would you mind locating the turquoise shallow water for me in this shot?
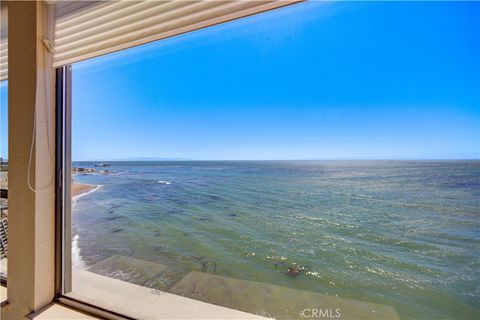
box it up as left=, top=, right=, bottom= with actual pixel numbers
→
left=72, top=160, right=480, bottom=319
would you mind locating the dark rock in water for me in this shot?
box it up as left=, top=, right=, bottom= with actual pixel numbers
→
left=287, top=266, right=300, bottom=277
left=198, top=217, right=211, bottom=222
left=111, top=228, right=123, bottom=233
left=228, top=213, right=237, bottom=217
left=94, top=163, right=111, bottom=167
left=72, top=167, right=96, bottom=174
left=172, top=199, right=188, bottom=206
left=105, top=216, right=122, bottom=221
left=208, top=195, right=223, bottom=201
left=200, top=260, right=217, bottom=273
left=286, top=265, right=309, bottom=278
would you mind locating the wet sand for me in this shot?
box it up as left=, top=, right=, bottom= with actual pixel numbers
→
left=72, top=182, right=96, bottom=198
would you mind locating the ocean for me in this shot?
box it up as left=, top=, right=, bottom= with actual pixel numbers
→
left=72, top=160, right=480, bottom=319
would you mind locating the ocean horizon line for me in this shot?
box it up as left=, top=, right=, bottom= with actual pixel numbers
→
left=72, top=158, right=480, bottom=162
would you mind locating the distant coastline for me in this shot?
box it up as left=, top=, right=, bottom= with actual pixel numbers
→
left=72, top=158, right=480, bottom=162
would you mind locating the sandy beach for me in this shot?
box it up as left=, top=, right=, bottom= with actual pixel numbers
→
left=72, top=182, right=97, bottom=198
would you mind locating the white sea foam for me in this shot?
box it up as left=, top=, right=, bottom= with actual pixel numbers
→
left=72, top=234, right=86, bottom=269
left=73, top=184, right=103, bottom=201
left=72, top=184, right=103, bottom=209
left=158, top=180, right=172, bottom=185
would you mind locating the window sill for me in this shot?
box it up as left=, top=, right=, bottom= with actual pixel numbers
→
left=31, top=303, right=98, bottom=320
left=65, top=268, right=265, bottom=319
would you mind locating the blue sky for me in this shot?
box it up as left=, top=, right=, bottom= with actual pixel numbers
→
left=0, top=81, right=6, bottom=159
left=2, top=1, right=480, bottom=160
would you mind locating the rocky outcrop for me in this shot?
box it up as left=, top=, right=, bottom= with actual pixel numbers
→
left=72, top=167, right=112, bottom=175
left=94, top=163, right=111, bottom=167
left=72, top=167, right=96, bottom=174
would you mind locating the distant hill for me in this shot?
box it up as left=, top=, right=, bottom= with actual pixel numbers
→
left=74, top=157, right=191, bottom=162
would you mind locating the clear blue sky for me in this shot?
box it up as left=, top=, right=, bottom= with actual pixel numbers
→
left=2, top=1, right=480, bottom=160
left=0, top=81, right=6, bottom=159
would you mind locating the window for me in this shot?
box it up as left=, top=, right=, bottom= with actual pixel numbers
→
left=57, top=2, right=480, bottom=320
left=0, top=1, right=8, bottom=287
left=0, top=80, right=6, bottom=283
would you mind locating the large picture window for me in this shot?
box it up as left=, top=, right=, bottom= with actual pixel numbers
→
left=56, top=2, right=480, bottom=320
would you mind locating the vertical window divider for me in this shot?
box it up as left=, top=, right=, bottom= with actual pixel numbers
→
left=55, top=65, right=72, bottom=296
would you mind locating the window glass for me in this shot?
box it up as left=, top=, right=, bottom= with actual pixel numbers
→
left=0, top=0, right=8, bottom=288
left=0, top=81, right=6, bottom=282
left=66, top=2, right=480, bottom=319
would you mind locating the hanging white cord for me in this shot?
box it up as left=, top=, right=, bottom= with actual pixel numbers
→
left=27, top=38, right=54, bottom=193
